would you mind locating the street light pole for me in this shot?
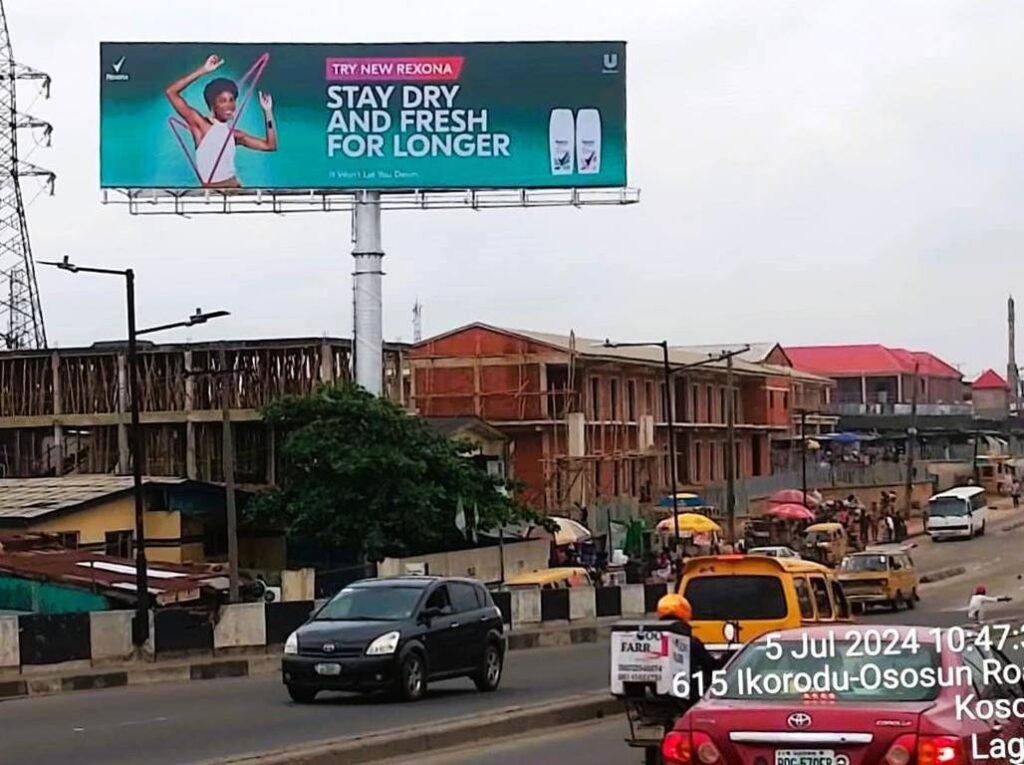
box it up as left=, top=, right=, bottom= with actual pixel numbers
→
left=124, top=268, right=149, bottom=642
left=41, top=256, right=228, bottom=646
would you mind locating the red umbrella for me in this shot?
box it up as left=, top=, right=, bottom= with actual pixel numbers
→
left=768, top=489, right=820, bottom=508
left=765, top=503, right=816, bottom=521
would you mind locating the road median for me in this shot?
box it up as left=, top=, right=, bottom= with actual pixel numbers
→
left=920, top=565, right=967, bottom=584
left=196, top=692, right=621, bottom=765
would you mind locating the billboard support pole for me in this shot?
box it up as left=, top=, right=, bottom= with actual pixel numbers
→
left=352, top=189, right=384, bottom=396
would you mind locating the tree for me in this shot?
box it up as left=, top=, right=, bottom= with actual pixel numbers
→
left=248, top=384, right=538, bottom=560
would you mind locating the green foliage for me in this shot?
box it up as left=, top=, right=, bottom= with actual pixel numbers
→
left=248, top=384, right=538, bottom=560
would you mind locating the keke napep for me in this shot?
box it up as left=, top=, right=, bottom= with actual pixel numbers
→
left=677, top=553, right=853, bottom=661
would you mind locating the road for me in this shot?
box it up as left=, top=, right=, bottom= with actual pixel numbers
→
left=2, top=505, right=1023, bottom=765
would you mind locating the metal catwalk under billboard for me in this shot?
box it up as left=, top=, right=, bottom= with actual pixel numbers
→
left=99, top=41, right=627, bottom=191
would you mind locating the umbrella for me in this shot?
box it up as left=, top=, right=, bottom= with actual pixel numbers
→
left=656, top=512, right=722, bottom=535
left=532, top=516, right=592, bottom=546
left=765, top=503, right=815, bottom=521
left=768, top=489, right=820, bottom=508
left=658, top=492, right=704, bottom=509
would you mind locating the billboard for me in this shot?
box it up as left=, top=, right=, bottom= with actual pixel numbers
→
left=100, top=42, right=627, bottom=191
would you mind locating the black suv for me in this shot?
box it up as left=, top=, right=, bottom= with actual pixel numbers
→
left=282, top=576, right=505, bottom=702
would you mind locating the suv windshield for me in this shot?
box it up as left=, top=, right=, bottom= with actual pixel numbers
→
left=841, top=555, right=888, bottom=573
left=721, top=639, right=941, bottom=701
left=929, top=497, right=969, bottom=517
left=316, top=585, right=424, bottom=621
left=684, top=575, right=787, bottom=620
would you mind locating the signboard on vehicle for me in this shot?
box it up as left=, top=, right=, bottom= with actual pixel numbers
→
left=610, top=628, right=690, bottom=696
left=100, top=41, right=627, bottom=191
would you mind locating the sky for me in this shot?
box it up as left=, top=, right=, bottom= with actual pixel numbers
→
left=8, top=0, right=1024, bottom=379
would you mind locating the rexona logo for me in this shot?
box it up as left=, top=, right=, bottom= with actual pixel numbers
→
left=602, top=52, right=619, bottom=74
left=105, top=56, right=128, bottom=82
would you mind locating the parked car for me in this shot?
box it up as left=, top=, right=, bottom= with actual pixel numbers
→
left=838, top=546, right=920, bottom=612
left=746, top=546, right=801, bottom=559
left=281, top=576, right=505, bottom=703
left=662, top=624, right=1020, bottom=765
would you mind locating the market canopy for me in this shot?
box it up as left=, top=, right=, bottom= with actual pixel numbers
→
left=765, top=503, right=815, bottom=521
left=656, top=512, right=721, bottom=535
left=657, top=492, right=704, bottom=509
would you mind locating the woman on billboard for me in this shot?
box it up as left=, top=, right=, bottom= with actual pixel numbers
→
left=165, top=54, right=277, bottom=188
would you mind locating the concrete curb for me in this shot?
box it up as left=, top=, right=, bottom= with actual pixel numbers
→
left=920, top=566, right=967, bottom=584
left=196, top=693, right=621, bottom=765
left=0, top=619, right=622, bottom=702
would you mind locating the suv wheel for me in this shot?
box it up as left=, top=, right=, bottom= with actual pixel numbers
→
left=397, top=652, right=426, bottom=702
left=473, top=642, right=503, bottom=692
left=892, top=592, right=904, bottom=612
left=287, top=684, right=318, bottom=704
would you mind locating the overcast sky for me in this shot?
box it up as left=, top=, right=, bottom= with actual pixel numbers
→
left=10, top=0, right=1023, bottom=378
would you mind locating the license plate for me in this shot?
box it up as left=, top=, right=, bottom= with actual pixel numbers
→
left=315, top=663, right=341, bottom=676
left=775, top=750, right=841, bottom=765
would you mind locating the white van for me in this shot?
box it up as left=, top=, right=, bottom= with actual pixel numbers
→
left=926, top=486, right=988, bottom=540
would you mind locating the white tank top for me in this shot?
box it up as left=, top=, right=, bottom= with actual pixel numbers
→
left=196, top=119, right=237, bottom=184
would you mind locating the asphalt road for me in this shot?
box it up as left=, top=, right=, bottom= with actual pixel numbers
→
left=373, top=718, right=629, bottom=765
left=3, top=505, right=1023, bottom=765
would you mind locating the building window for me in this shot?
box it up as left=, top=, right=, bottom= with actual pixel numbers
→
left=783, top=391, right=789, bottom=410
left=706, top=386, right=713, bottom=423
left=105, top=530, right=133, bottom=559
left=659, top=382, right=667, bottom=421
left=733, top=389, right=740, bottom=422
left=610, top=379, right=620, bottom=420
left=626, top=380, right=637, bottom=421
left=735, top=442, right=742, bottom=477
left=56, top=531, right=80, bottom=550
left=590, top=378, right=601, bottom=420
left=691, top=385, right=699, bottom=423
left=719, top=388, right=726, bottom=423
left=645, top=381, right=654, bottom=416
left=695, top=442, right=703, bottom=482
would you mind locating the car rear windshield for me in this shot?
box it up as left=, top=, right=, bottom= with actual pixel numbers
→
left=684, top=575, right=787, bottom=620
left=316, top=585, right=423, bottom=621
left=721, top=640, right=941, bottom=701
left=929, top=497, right=968, bottom=517
left=840, top=555, right=888, bottom=572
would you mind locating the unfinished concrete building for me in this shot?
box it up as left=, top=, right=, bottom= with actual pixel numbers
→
left=408, top=324, right=826, bottom=511
left=0, top=337, right=408, bottom=484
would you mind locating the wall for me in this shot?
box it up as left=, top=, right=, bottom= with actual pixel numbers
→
left=974, top=389, right=1008, bottom=418
left=30, top=497, right=184, bottom=563
left=378, top=539, right=550, bottom=583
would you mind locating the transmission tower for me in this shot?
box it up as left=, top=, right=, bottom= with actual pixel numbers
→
left=412, top=299, right=422, bottom=343
left=0, top=0, right=53, bottom=350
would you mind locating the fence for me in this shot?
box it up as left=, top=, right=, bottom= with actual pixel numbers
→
left=702, top=463, right=925, bottom=516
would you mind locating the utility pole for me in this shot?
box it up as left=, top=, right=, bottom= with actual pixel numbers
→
left=972, top=417, right=981, bottom=484
left=1010, top=296, right=1020, bottom=416
left=903, top=363, right=919, bottom=517
left=725, top=354, right=736, bottom=543
left=219, top=346, right=239, bottom=603
left=800, top=409, right=808, bottom=506
left=660, top=341, right=681, bottom=544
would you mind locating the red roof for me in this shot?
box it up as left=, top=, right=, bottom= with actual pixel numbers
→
left=784, top=344, right=961, bottom=379
left=972, top=369, right=1008, bottom=390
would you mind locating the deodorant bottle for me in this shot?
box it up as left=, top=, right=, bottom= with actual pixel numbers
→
left=549, top=108, right=575, bottom=175
left=575, top=108, right=602, bottom=174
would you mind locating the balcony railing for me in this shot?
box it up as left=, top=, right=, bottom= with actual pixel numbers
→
left=828, top=402, right=972, bottom=417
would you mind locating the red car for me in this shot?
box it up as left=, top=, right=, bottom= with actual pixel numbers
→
left=663, top=624, right=1023, bottom=765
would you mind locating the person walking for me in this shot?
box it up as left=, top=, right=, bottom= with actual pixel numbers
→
left=868, top=502, right=880, bottom=543
left=884, top=512, right=895, bottom=543
left=1012, top=479, right=1021, bottom=510
left=967, top=584, right=1011, bottom=623
left=860, top=504, right=871, bottom=545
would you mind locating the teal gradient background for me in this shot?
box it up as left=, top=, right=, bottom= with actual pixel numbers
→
left=100, top=41, right=627, bottom=190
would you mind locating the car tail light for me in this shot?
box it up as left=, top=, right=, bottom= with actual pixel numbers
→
left=693, top=731, right=723, bottom=764
left=662, top=731, right=691, bottom=765
left=884, top=734, right=916, bottom=765
left=919, top=735, right=964, bottom=765
left=661, top=731, right=722, bottom=765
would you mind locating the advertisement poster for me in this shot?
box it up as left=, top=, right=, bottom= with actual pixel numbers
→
left=100, top=41, right=627, bottom=190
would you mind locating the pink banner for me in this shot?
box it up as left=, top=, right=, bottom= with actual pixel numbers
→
left=325, top=56, right=464, bottom=82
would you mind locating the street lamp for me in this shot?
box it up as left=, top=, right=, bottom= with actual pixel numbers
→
left=41, top=255, right=229, bottom=645
left=603, top=340, right=681, bottom=543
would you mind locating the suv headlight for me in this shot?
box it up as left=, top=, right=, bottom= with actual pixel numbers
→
left=366, top=631, right=401, bottom=656
left=284, top=631, right=299, bottom=655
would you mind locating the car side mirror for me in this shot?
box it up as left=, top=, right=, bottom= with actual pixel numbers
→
left=419, top=606, right=443, bottom=624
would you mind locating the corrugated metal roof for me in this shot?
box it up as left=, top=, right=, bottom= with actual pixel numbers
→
left=0, top=475, right=188, bottom=522
left=785, top=344, right=962, bottom=380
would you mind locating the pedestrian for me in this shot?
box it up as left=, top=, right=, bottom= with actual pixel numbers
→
left=1012, top=479, right=1021, bottom=510
left=860, top=504, right=871, bottom=545
left=884, top=512, right=895, bottom=543
left=869, top=503, right=880, bottom=543
left=967, top=584, right=1011, bottom=622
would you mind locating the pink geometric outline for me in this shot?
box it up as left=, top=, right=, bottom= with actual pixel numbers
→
left=167, top=52, right=271, bottom=187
